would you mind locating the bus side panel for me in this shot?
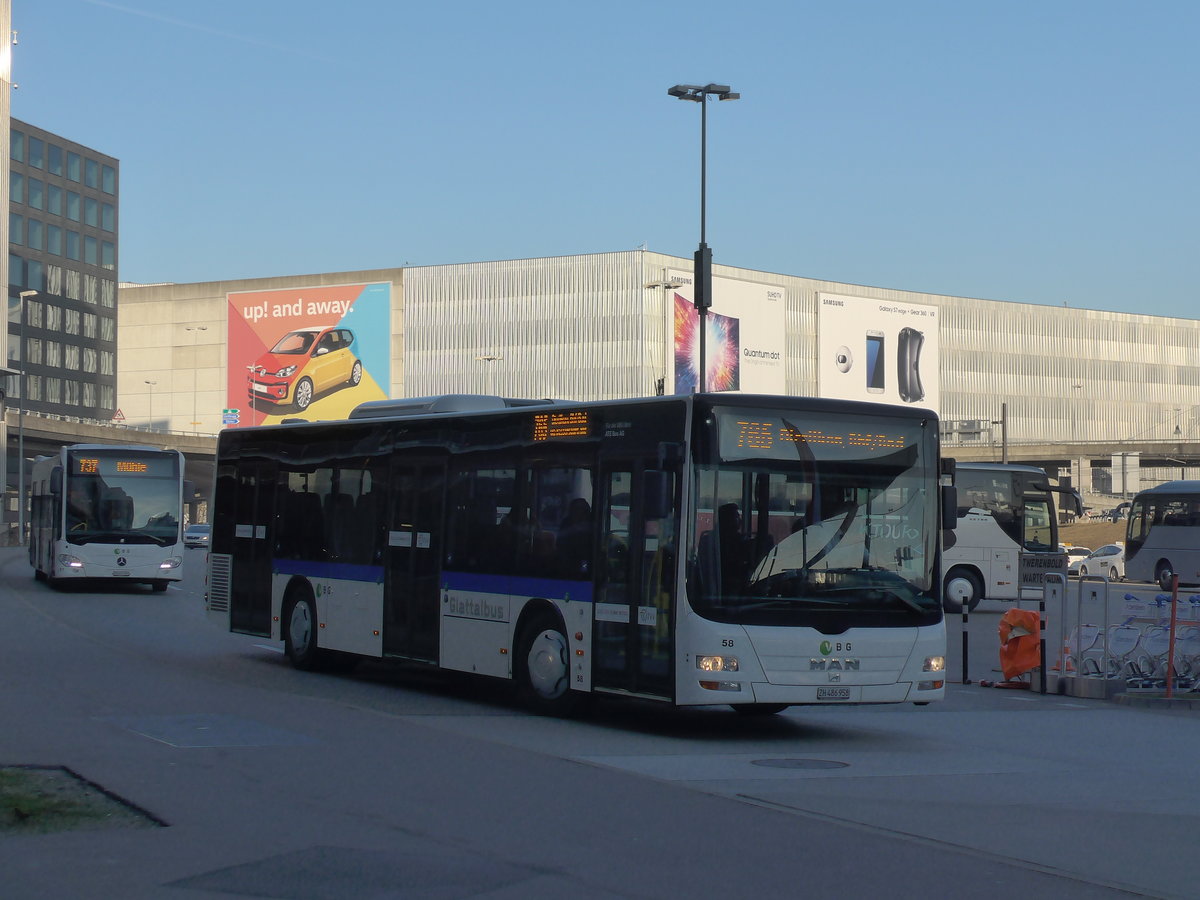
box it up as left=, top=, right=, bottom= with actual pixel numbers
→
left=270, top=564, right=385, bottom=657
left=439, top=572, right=512, bottom=679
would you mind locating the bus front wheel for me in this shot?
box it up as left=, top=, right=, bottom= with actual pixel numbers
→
left=515, top=612, right=582, bottom=717
left=943, top=567, right=983, bottom=613
left=151, top=580, right=168, bottom=592
left=1156, top=562, right=1176, bottom=592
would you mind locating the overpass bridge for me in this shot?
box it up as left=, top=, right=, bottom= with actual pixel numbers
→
left=943, top=438, right=1200, bottom=488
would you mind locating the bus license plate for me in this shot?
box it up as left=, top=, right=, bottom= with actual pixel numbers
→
left=817, top=687, right=850, bottom=701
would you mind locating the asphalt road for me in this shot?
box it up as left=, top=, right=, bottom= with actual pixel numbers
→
left=2, top=547, right=1198, bottom=899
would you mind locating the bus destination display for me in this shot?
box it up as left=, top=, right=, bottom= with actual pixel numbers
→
left=532, top=410, right=591, bottom=441
left=69, top=454, right=175, bottom=478
left=720, top=413, right=914, bottom=460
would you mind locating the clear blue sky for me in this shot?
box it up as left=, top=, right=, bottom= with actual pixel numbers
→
left=12, top=1, right=1199, bottom=318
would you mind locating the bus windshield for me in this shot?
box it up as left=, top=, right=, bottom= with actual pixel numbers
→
left=65, top=451, right=181, bottom=546
left=688, top=406, right=940, bottom=626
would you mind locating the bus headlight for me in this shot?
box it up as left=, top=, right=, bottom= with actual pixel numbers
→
left=697, top=655, right=738, bottom=672
left=159, top=556, right=183, bottom=570
left=923, top=656, right=946, bottom=672
left=57, top=554, right=84, bottom=569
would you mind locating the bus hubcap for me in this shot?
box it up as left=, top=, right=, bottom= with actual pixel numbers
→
left=290, top=602, right=312, bottom=650
left=527, top=629, right=568, bottom=698
left=946, top=577, right=974, bottom=604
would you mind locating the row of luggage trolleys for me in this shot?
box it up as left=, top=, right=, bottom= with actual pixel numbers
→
left=1060, top=579, right=1200, bottom=692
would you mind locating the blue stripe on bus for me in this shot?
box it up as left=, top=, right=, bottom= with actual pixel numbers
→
left=269, top=561, right=593, bottom=601
left=273, top=559, right=385, bottom=583
left=442, top=570, right=594, bottom=603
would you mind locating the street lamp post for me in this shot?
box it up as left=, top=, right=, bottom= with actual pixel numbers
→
left=185, top=325, right=208, bottom=431
left=144, top=380, right=157, bottom=431
left=16, top=290, right=37, bottom=543
left=668, top=82, right=740, bottom=393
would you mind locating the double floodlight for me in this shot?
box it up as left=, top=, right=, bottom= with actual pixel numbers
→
left=668, top=83, right=740, bottom=102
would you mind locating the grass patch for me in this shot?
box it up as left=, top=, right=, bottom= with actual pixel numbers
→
left=0, top=766, right=162, bottom=834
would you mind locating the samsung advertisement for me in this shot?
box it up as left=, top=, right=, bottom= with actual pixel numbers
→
left=817, top=293, right=940, bottom=412
left=665, top=269, right=786, bottom=395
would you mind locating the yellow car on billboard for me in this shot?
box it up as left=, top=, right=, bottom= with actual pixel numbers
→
left=247, top=326, right=363, bottom=411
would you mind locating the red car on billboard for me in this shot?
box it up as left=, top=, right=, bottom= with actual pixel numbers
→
left=247, top=326, right=363, bottom=411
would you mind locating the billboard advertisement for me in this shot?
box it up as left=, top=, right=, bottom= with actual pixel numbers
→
left=225, top=283, right=391, bottom=428
left=817, top=293, right=940, bottom=411
left=667, top=269, right=785, bottom=394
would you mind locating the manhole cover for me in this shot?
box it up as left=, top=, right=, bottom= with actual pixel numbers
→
left=751, top=758, right=848, bottom=770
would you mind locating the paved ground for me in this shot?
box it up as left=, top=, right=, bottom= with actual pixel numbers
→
left=3, top=547, right=1199, bottom=899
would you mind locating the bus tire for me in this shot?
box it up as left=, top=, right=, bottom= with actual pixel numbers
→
left=151, top=580, right=169, bottom=592
left=1156, top=561, right=1176, bottom=592
left=943, top=567, right=983, bottom=613
left=515, top=611, right=582, bottom=717
left=283, top=586, right=324, bottom=671
left=293, top=377, right=315, bottom=411
left=732, top=703, right=788, bottom=715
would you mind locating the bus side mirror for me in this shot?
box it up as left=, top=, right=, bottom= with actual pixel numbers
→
left=50, top=466, right=63, bottom=496
left=941, top=485, right=958, bottom=531
left=642, top=471, right=673, bottom=520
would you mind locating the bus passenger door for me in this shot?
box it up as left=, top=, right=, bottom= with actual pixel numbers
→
left=227, top=461, right=275, bottom=637
left=591, top=463, right=676, bottom=700
left=383, top=460, right=445, bottom=663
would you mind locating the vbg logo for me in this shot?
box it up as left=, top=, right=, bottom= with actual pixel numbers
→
left=819, top=640, right=852, bottom=654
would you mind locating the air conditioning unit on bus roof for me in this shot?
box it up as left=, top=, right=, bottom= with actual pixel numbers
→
left=349, top=394, right=558, bottom=420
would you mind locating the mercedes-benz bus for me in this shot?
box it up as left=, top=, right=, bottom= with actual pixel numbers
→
left=206, top=393, right=951, bottom=715
left=28, top=444, right=186, bottom=590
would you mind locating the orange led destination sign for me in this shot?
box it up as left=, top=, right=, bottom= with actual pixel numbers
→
left=733, top=419, right=907, bottom=453
left=76, top=458, right=150, bottom=474
left=532, top=410, right=591, bottom=441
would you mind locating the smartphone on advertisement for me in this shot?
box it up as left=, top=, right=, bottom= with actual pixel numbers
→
left=866, top=330, right=885, bottom=394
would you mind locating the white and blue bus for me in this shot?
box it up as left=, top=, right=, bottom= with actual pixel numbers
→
left=28, top=444, right=187, bottom=590
left=1125, top=481, right=1200, bottom=590
left=206, top=393, right=951, bottom=715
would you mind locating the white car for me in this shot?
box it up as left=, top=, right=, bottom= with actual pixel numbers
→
left=1063, top=546, right=1091, bottom=572
left=1071, top=544, right=1124, bottom=580
left=183, top=523, right=211, bottom=548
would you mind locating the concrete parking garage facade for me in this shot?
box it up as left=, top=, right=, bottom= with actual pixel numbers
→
left=118, top=249, right=1200, bottom=492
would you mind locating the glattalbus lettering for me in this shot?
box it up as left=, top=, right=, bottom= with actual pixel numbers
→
left=448, top=596, right=506, bottom=620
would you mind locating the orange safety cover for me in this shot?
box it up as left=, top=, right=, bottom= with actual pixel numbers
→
left=998, top=608, right=1042, bottom=681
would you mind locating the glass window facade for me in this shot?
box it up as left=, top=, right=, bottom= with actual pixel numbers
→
left=8, top=118, right=120, bottom=421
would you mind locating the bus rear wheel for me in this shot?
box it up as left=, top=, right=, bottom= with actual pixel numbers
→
left=284, top=588, right=323, bottom=671
left=943, top=567, right=983, bottom=613
left=515, top=612, right=582, bottom=717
